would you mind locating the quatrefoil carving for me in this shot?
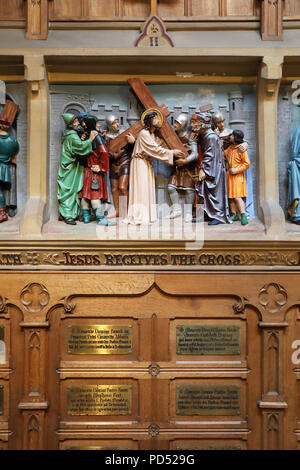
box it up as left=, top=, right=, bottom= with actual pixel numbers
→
left=258, top=283, right=287, bottom=313
left=20, top=283, right=50, bottom=313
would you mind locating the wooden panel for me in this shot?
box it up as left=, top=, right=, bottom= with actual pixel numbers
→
left=158, top=0, right=185, bottom=17
left=2, top=271, right=300, bottom=449
left=122, top=0, right=150, bottom=17
left=189, top=0, right=220, bottom=16
left=0, top=0, right=24, bottom=19
left=226, top=0, right=257, bottom=16
left=49, top=0, right=83, bottom=19
left=284, top=0, right=300, bottom=16
left=85, top=0, right=116, bottom=17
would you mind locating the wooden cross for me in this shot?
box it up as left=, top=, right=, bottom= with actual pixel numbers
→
left=109, top=78, right=188, bottom=157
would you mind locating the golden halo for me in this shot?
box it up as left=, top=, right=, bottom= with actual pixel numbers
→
left=141, top=108, right=163, bottom=127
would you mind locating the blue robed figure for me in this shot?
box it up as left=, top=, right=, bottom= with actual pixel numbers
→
left=287, top=125, right=300, bottom=224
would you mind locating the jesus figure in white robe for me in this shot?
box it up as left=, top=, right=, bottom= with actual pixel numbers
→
left=123, top=110, right=185, bottom=225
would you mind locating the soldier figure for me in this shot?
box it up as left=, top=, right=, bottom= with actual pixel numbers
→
left=103, top=115, right=133, bottom=218
left=167, top=114, right=199, bottom=222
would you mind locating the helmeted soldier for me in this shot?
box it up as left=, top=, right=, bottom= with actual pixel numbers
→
left=103, top=115, right=133, bottom=218
left=167, top=114, right=199, bottom=222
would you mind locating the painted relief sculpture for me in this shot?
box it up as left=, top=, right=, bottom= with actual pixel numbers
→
left=167, top=114, right=199, bottom=223
left=124, top=109, right=184, bottom=225
left=57, top=113, right=97, bottom=225
left=196, top=112, right=231, bottom=225
left=224, top=130, right=250, bottom=226
left=55, top=79, right=258, bottom=230
left=287, top=124, right=300, bottom=225
left=103, top=115, right=133, bottom=218
left=78, top=114, right=116, bottom=226
left=0, top=101, right=19, bottom=224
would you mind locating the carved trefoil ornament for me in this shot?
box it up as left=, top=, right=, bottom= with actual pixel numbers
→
left=135, top=15, right=174, bottom=48
left=20, top=283, right=50, bottom=313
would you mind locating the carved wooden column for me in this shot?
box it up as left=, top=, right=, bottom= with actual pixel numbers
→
left=20, top=55, right=49, bottom=237
left=256, top=283, right=288, bottom=450
left=256, top=56, right=285, bottom=237
left=260, top=0, right=284, bottom=41
left=24, top=0, right=51, bottom=40
left=18, top=283, right=50, bottom=450
left=0, top=297, right=10, bottom=450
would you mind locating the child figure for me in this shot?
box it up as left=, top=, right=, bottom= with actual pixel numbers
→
left=224, top=129, right=250, bottom=226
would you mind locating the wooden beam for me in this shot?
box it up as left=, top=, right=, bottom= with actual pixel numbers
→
left=151, top=0, right=158, bottom=16
left=25, top=0, right=50, bottom=40
left=260, top=0, right=284, bottom=41
left=47, top=73, right=257, bottom=84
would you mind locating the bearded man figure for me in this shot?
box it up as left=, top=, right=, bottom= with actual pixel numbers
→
left=196, top=112, right=231, bottom=225
left=123, top=109, right=184, bottom=225
left=57, top=113, right=98, bottom=225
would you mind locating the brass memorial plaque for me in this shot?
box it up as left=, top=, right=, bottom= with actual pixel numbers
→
left=67, top=325, right=132, bottom=355
left=0, top=385, right=3, bottom=415
left=67, top=385, right=132, bottom=416
left=176, top=385, right=240, bottom=416
left=176, top=325, right=240, bottom=355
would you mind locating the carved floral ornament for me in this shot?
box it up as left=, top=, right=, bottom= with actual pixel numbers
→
left=20, top=283, right=50, bottom=313
left=148, top=423, right=160, bottom=437
left=148, top=363, right=161, bottom=377
left=258, top=283, right=287, bottom=313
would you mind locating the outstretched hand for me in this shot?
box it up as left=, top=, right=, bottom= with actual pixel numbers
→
left=91, top=165, right=100, bottom=173
left=90, top=130, right=98, bottom=142
left=174, top=149, right=185, bottom=158
left=199, top=169, right=206, bottom=181
left=126, top=133, right=136, bottom=144
left=176, top=158, right=187, bottom=167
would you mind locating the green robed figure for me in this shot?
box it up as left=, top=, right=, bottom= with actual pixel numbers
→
left=57, top=113, right=97, bottom=225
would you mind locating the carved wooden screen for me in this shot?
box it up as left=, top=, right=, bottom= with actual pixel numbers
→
left=48, top=0, right=259, bottom=21
left=1, top=272, right=299, bottom=450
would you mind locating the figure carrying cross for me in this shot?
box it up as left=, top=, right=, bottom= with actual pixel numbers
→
left=110, top=78, right=188, bottom=225
left=123, top=107, right=185, bottom=225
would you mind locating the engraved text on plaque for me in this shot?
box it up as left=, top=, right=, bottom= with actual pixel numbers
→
left=67, top=325, right=132, bottom=355
left=176, top=325, right=240, bottom=355
left=67, top=385, right=132, bottom=416
left=176, top=385, right=240, bottom=416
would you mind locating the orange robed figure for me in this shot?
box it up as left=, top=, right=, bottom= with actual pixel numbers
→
left=224, top=129, right=250, bottom=226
